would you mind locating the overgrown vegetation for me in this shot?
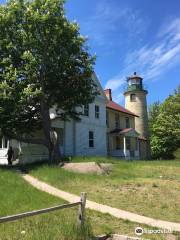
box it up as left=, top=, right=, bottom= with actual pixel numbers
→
left=149, top=86, right=180, bottom=159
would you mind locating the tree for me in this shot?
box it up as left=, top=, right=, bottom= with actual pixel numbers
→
left=0, top=0, right=97, bottom=164
left=148, top=101, right=161, bottom=136
left=149, top=86, right=180, bottom=159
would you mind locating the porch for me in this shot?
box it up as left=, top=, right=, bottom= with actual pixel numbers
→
left=107, top=128, right=140, bottom=159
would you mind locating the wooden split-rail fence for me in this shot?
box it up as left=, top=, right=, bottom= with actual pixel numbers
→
left=0, top=192, right=87, bottom=226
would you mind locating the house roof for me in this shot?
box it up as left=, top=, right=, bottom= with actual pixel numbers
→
left=106, top=100, right=139, bottom=117
left=110, top=128, right=133, bottom=134
left=109, top=128, right=139, bottom=137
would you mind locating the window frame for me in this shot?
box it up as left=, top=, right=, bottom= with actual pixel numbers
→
left=89, top=131, right=94, bottom=148
left=106, top=111, right=109, bottom=127
left=95, top=105, right=100, bottom=119
left=130, top=93, right=136, bottom=102
left=115, top=113, right=120, bottom=129
left=0, top=136, right=9, bottom=149
left=84, top=104, right=89, bottom=117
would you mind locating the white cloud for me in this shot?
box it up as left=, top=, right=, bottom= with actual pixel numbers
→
left=107, top=17, right=180, bottom=94
left=105, top=17, right=180, bottom=104
left=105, top=76, right=125, bottom=91
left=82, top=0, right=145, bottom=46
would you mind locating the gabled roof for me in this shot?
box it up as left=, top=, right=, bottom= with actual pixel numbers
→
left=107, top=100, right=139, bottom=117
left=92, top=73, right=108, bottom=102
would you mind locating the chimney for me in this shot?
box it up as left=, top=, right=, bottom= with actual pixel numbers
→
left=104, top=89, right=112, bottom=101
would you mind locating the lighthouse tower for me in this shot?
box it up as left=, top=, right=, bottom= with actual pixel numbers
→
left=124, top=72, right=151, bottom=159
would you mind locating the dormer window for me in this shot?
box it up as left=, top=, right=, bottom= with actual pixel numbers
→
left=130, top=94, right=136, bottom=102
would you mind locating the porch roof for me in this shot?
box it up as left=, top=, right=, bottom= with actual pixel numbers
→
left=109, top=128, right=139, bottom=137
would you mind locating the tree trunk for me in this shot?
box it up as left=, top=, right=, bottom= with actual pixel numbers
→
left=52, top=141, right=61, bottom=164
left=48, top=141, right=61, bottom=165
left=40, top=98, right=61, bottom=165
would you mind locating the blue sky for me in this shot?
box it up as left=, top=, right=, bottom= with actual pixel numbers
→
left=65, top=0, right=180, bottom=106
left=1, top=0, right=180, bottom=106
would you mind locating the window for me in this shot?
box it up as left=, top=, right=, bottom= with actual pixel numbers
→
left=116, top=136, right=121, bottom=150
left=106, top=111, right=109, bottom=127
left=84, top=104, right=89, bottom=116
left=130, top=94, right=136, bottom=101
left=89, top=131, right=94, bottom=148
left=95, top=105, right=99, bottom=119
left=0, top=136, right=8, bottom=149
left=126, top=117, right=130, bottom=128
left=0, top=137, right=2, bottom=149
left=115, top=113, right=120, bottom=128
left=4, top=137, right=8, bottom=148
left=129, top=79, right=140, bottom=85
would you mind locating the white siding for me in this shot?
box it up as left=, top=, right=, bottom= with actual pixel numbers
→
left=74, top=98, right=107, bottom=156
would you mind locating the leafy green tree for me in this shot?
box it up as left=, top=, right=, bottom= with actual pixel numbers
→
left=148, top=101, right=161, bottom=135
left=149, top=86, right=180, bottom=159
left=0, top=0, right=97, bottom=164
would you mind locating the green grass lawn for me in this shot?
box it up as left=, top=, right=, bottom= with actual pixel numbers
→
left=0, top=167, right=92, bottom=240
left=0, top=166, right=177, bottom=240
left=29, top=158, right=180, bottom=223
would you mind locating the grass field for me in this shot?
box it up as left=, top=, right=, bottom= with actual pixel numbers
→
left=0, top=166, right=177, bottom=240
left=0, top=167, right=92, bottom=240
left=29, top=158, right=180, bottom=223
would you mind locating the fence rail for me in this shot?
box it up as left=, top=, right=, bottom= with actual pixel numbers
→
left=0, top=192, right=86, bottom=226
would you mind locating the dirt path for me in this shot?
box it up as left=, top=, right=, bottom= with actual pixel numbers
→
left=22, top=174, right=180, bottom=232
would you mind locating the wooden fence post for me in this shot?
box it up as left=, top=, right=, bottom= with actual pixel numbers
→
left=78, top=192, right=86, bottom=226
